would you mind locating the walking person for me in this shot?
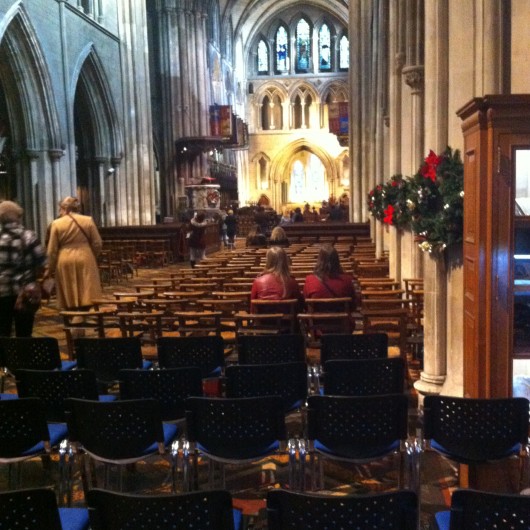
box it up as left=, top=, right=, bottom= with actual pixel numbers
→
left=0, top=200, right=46, bottom=337
left=188, top=212, right=208, bottom=268
left=224, top=209, right=238, bottom=249
left=45, top=196, right=102, bottom=310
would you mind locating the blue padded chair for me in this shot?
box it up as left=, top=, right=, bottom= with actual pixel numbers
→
left=224, top=361, right=308, bottom=413
left=267, top=489, right=418, bottom=530
left=422, top=395, right=529, bottom=490
left=0, top=398, right=67, bottom=489
left=306, top=394, right=410, bottom=491
left=118, top=367, right=203, bottom=423
left=237, top=333, right=306, bottom=364
left=322, top=357, right=405, bottom=395
left=16, top=369, right=116, bottom=504
left=185, top=395, right=287, bottom=490
left=87, top=488, right=242, bottom=530
left=74, top=337, right=152, bottom=392
left=432, top=488, right=530, bottom=530
left=0, top=336, right=76, bottom=391
left=0, top=487, right=89, bottom=530
left=320, top=333, right=388, bottom=364
left=65, top=398, right=179, bottom=492
left=157, top=335, right=225, bottom=378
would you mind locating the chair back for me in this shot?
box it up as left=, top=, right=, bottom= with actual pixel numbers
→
left=65, top=398, right=164, bottom=460
left=320, top=333, right=388, bottom=364
left=186, top=396, right=286, bottom=460
left=237, top=334, right=305, bottom=364
left=0, top=337, right=62, bottom=373
left=87, top=488, right=237, bottom=530
left=307, top=394, right=408, bottom=460
left=323, top=358, right=405, bottom=396
left=423, top=395, right=530, bottom=463
left=119, top=367, right=203, bottom=422
left=156, top=336, right=225, bottom=378
left=437, top=488, right=530, bottom=530
left=267, top=489, right=418, bottom=530
left=0, top=488, right=66, bottom=529
left=16, top=369, right=100, bottom=423
left=225, top=362, right=308, bottom=412
left=74, top=337, right=143, bottom=387
left=0, top=398, right=49, bottom=458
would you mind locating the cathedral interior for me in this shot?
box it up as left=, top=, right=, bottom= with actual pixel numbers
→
left=2, top=0, right=530, bottom=486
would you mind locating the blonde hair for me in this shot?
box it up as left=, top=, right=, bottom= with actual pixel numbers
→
left=261, top=246, right=292, bottom=297
left=59, top=196, right=80, bottom=213
left=270, top=226, right=286, bottom=241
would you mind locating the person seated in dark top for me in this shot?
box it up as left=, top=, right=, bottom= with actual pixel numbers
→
left=292, top=207, right=304, bottom=222
left=268, top=226, right=290, bottom=247
left=327, top=203, right=343, bottom=221
left=246, top=225, right=268, bottom=248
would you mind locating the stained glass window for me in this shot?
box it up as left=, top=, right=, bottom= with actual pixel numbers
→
left=296, top=19, right=310, bottom=72
left=275, top=26, right=289, bottom=73
left=319, top=24, right=331, bottom=71
left=258, top=40, right=269, bottom=73
left=339, top=35, right=349, bottom=70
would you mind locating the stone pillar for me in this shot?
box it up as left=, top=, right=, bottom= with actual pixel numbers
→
left=414, top=0, right=448, bottom=399
left=197, top=10, right=209, bottom=135
left=93, top=157, right=107, bottom=226
left=177, top=5, right=191, bottom=137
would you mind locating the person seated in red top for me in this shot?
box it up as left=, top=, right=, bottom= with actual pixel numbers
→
left=251, top=247, right=302, bottom=313
left=303, top=243, right=358, bottom=312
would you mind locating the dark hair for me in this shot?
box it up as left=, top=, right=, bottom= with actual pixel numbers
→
left=196, top=213, right=206, bottom=223
left=313, top=243, right=343, bottom=278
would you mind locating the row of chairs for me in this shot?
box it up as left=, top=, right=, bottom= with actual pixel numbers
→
left=1, top=484, right=529, bottom=530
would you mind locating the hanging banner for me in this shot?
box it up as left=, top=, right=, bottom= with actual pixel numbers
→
left=328, top=102, right=349, bottom=137
left=339, top=102, right=349, bottom=135
left=210, top=105, right=232, bottom=138
left=328, top=103, right=340, bottom=135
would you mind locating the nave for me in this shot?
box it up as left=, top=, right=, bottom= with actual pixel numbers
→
left=0, top=241, right=517, bottom=529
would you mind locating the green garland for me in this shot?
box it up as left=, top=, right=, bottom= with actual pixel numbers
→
left=367, top=147, right=464, bottom=252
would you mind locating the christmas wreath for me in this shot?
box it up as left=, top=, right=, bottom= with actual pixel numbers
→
left=367, top=147, right=464, bottom=253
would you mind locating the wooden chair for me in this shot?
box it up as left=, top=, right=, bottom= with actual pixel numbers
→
left=250, top=299, right=300, bottom=334
left=298, top=297, right=354, bottom=349
left=362, top=308, right=409, bottom=363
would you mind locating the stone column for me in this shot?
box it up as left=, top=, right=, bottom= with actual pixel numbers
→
left=93, top=157, right=107, bottom=226
left=414, top=0, right=448, bottom=398
left=177, top=5, right=191, bottom=137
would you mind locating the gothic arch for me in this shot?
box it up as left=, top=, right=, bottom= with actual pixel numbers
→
left=72, top=45, right=122, bottom=222
left=0, top=3, right=60, bottom=151
left=269, top=139, right=339, bottom=206
left=72, top=45, right=123, bottom=159
left=0, top=3, right=61, bottom=232
left=321, top=79, right=349, bottom=103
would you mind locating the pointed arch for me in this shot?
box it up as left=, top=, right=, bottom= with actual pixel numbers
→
left=0, top=2, right=60, bottom=150
left=72, top=44, right=123, bottom=158
left=269, top=139, right=339, bottom=190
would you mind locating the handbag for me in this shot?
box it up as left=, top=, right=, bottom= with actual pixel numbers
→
left=15, top=283, right=42, bottom=313
left=40, top=277, right=56, bottom=300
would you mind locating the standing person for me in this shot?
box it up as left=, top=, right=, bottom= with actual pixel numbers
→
left=303, top=243, right=358, bottom=311
left=251, top=246, right=302, bottom=304
left=0, top=200, right=46, bottom=337
left=224, top=209, right=238, bottom=249
left=188, top=212, right=208, bottom=268
left=46, top=196, right=102, bottom=310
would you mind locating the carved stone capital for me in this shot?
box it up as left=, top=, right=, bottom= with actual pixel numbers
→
left=46, top=149, right=64, bottom=160
left=402, top=65, right=424, bottom=94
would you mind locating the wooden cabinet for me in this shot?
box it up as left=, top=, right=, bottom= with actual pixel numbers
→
left=457, top=95, right=530, bottom=397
